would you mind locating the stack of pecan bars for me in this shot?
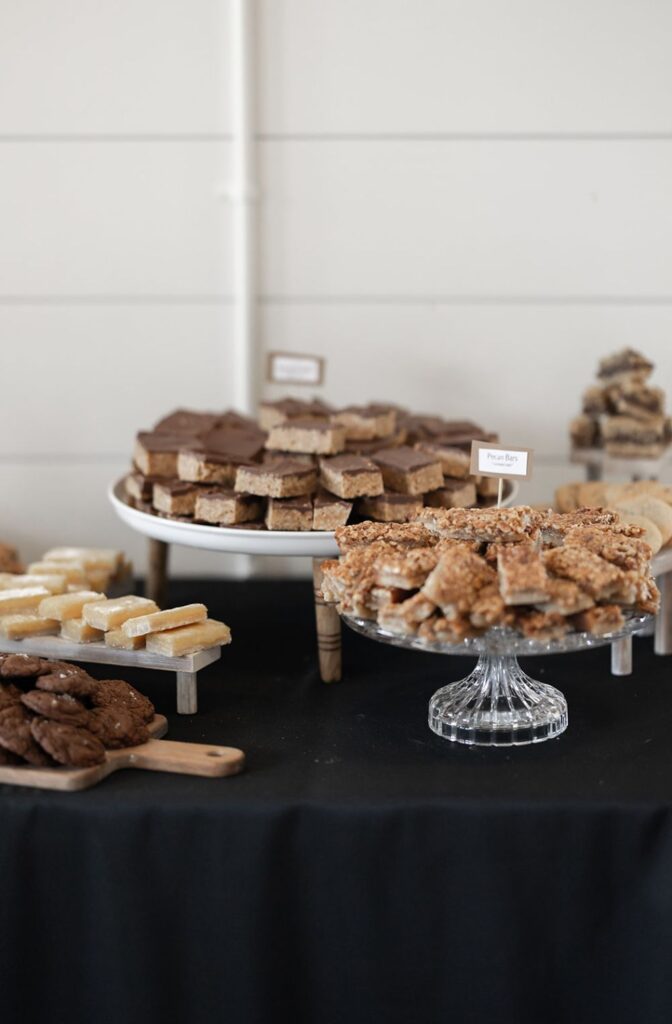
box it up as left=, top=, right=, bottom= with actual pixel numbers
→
left=321, top=506, right=660, bottom=642
left=125, top=400, right=501, bottom=531
left=570, top=348, right=672, bottom=459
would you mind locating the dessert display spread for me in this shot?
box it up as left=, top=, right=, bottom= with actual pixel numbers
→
left=0, top=654, right=155, bottom=767
left=570, top=348, right=672, bottom=459
left=124, top=401, right=506, bottom=531
left=553, top=479, right=672, bottom=555
left=320, top=505, right=659, bottom=642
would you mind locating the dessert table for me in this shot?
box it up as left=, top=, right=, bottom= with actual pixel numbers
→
left=2, top=578, right=672, bottom=1024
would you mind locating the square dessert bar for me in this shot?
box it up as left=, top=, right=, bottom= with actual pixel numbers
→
left=335, top=521, right=437, bottom=552
left=178, top=426, right=267, bottom=484
left=422, top=548, right=495, bottom=619
left=265, top=496, right=313, bottom=531
left=497, top=544, right=550, bottom=605
left=372, top=446, right=443, bottom=496
left=152, top=481, right=198, bottom=517
left=424, top=478, right=477, bottom=509
left=266, top=417, right=346, bottom=455
left=418, top=505, right=539, bottom=543
left=312, top=489, right=352, bottom=530
left=331, top=404, right=397, bottom=441
left=413, top=442, right=471, bottom=479
left=235, top=459, right=317, bottom=498
left=194, top=489, right=264, bottom=526
left=597, top=347, right=654, bottom=384
left=134, top=432, right=185, bottom=478
left=258, top=397, right=333, bottom=431
left=152, top=408, right=221, bottom=436
left=374, top=547, right=438, bottom=589
left=356, top=492, right=423, bottom=522
left=319, top=454, right=383, bottom=499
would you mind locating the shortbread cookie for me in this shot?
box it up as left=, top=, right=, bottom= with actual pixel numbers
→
left=235, top=460, right=317, bottom=498
left=121, top=603, right=207, bottom=638
left=38, top=591, right=105, bottom=623
left=60, top=618, right=105, bottom=644
left=145, top=618, right=231, bottom=656
left=611, top=514, right=662, bottom=554
left=612, top=495, right=672, bottom=545
left=372, top=447, right=443, bottom=496
left=319, top=454, right=383, bottom=499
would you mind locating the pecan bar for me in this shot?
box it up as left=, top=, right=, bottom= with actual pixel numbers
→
left=571, top=605, right=625, bottom=636
left=319, top=454, right=383, bottom=499
left=417, top=506, right=539, bottom=543
left=418, top=614, right=478, bottom=643
left=372, top=446, right=443, bottom=496
left=378, top=592, right=436, bottom=635
left=374, top=547, right=438, bottom=589
left=422, top=549, right=495, bottom=619
left=537, top=578, right=593, bottom=616
left=563, top=525, right=652, bottom=572
left=543, top=547, right=624, bottom=601
left=515, top=610, right=569, bottom=641
left=497, top=545, right=550, bottom=605
left=335, top=521, right=436, bottom=552
left=469, top=584, right=508, bottom=628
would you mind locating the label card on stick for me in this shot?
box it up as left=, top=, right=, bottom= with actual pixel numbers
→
left=267, top=351, right=324, bottom=386
left=470, top=441, right=534, bottom=508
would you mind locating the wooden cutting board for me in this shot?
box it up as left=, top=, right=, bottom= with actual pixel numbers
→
left=0, top=716, right=245, bottom=791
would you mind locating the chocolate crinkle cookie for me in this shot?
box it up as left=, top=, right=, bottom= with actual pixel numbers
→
left=91, top=680, right=155, bottom=724
left=0, top=705, right=54, bottom=766
left=87, top=706, right=150, bottom=749
left=0, top=654, right=45, bottom=679
left=21, top=690, right=90, bottom=729
left=30, top=718, right=106, bottom=768
left=0, top=682, right=23, bottom=710
left=36, top=667, right=100, bottom=699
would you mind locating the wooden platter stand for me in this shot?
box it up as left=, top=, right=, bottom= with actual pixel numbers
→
left=147, top=538, right=342, bottom=684
left=0, top=716, right=244, bottom=791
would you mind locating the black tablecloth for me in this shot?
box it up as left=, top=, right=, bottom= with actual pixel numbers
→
left=2, top=579, right=672, bottom=1024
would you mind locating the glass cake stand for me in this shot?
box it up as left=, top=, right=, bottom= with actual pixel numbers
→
left=342, top=612, right=650, bottom=747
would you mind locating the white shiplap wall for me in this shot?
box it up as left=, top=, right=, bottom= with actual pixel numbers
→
left=2, top=0, right=672, bottom=574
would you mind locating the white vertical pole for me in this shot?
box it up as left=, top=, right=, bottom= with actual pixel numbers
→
left=230, top=0, right=257, bottom=415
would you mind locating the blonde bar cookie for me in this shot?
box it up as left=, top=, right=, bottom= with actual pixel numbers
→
left=424, top=479, right=477, bottom=509
left=563, top=526, right=652, bottom=572
left=0, top=587, right=51, bottom=614
left=537, top=579, right=593, bottom=616
left=372, top=447, right=443, bottom=496
left=266, top=417, right=347, bottom=456
left=542, top=548, right=623, bottom=601
left=378, top=593, right=436, bottom=635
left=0, top=614, right=60, bottom=639
left=145, top=618, right=231, bottom=656
left=417, top=506, right=538, bottom=543
left=194, top=489, right=264, bottom=526
left=38, top=591, right=105, bottom=622
left=60, top=618, right=105, bottom=644
left=571, top=604, right=625, bottom=636
left=235, top=460, right=317, bottom=498
left=122, top=603, right=207, bottom=638
left=105, top=628, right=146, bottom=651
left=331, top=405, right=396, bottom=441
left=497, top=545, right=550, bottom=605
left=422, top=549, right=495, bottom=618
left=82, top=595, right=159, bottom=631
left=265, top=496, right=313, bottom=531
left=356, top=492, right=423, bottom=523
left=319, top=454, right=383, bottom=499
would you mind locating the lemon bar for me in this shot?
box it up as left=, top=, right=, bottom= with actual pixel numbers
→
left=61, top=618, right=105, bottom=643
left=0, top=614, right=60, bottom=638
left=28, top=561, right=88, bottom=585
left=0, top=573, right=67, bottom=594
left=38, top=591, right=105, bottom=622
left=83, top=595, right=158, bottom=631
left=145, top=618, right=231, bottom=656
left=42, top=547, right=122, bottom=571
left=122, top=603, right=207, bottom=638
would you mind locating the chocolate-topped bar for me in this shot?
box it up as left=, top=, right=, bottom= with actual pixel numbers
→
left=152, top=480, right=198, bottom=517
left=319, top=454, right=383, bottom=499
left=153, top=408, right=221, bottom=436
left=266, top=417, right=346, bottom=456
left=125, top=471, right=162, bottom=503
left=265, top=496, right=313, bottom=531
left=194, top=489, right=264, bottom=526
left=259, top=397, right=333, bottom=431
left=331, top=404, right=397, bottom=441
left=598, top=347, right=653, bottom=384
left=344, top=428, right=407, bottom=454
left=609, top=384, right=664, bottom=421
left=372, top=446, right=443, bottom=495
left=424, top=478, right=476, bottom=509
left=312, top=488, right=352, bottom=531
left=413, top=441, right=471, bottom=478
left=178, top=425, right=267, bottom=484
left=404, top=416, right=484, bottom=444
left=235, top=459, right=317, bottom=498
left=134, top=433, right=185, bottom=478
left=356, top=492, right=422, bottom=522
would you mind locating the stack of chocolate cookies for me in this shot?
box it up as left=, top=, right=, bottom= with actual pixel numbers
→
left=0, top=654, right=155, bottom=768
left=570, top=348, right=672, bottom=459
left=126, top=400, right=501, bottom=531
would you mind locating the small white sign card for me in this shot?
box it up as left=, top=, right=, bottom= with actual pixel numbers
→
left=267, top=351, right=324, bottom=386
left=470, top=440, right=534, bottom=507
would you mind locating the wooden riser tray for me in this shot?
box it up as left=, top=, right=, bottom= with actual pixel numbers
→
left=0, top=636, right=222, bottom=715
left=0, top=716, right=244, bottom=791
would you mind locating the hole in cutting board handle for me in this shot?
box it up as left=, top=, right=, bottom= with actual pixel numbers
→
left=206, top=750, right=225, bottom=758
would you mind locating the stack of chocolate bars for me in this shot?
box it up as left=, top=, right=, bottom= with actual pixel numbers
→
left=125, top=400, right=501, bottom=531
left=320, top=505, right=660, bottom=642
left=570, top=348, right=672, bottom=459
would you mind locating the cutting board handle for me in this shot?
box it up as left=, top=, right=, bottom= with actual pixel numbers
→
left=110, top=738, right=245, bottom=778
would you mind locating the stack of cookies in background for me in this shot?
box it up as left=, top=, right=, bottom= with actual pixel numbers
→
left=554, top=479, right=672, bottom=555
left=125, top=400, right=503, bottom=531
left=570, top=348, right=672, bottom=459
